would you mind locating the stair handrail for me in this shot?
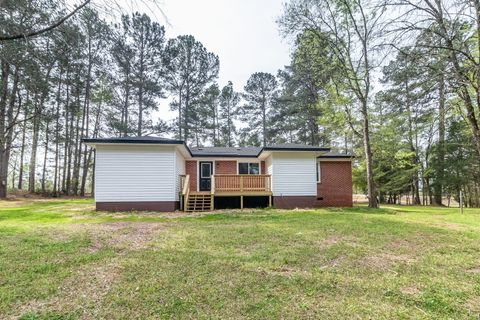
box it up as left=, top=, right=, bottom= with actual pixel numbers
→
left=182, top=174, right=190, bottom=211
left=211, top=175, right=215, bottom=195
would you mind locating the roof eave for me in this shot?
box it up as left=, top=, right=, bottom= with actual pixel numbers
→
left=318, top=155, right=355, bottom=159
left=190, top=154, right=260, bottom=158
left=82, top=138, right=185, bottom=145
left=257, top=147, right=330, bottom=158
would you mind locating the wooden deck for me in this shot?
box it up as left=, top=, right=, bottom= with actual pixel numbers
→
left=212, top=174, right=271, bottom=195
left=180, top=174, right=272, bottom=211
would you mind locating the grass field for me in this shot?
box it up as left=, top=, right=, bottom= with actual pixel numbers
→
left=0, top=199, right=479, bottom=319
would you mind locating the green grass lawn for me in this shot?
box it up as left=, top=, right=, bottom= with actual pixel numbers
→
left=1, top=199, right=479, bottom=319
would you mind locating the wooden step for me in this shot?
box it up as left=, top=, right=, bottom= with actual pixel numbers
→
left=185, top=194, right=212, bottom=212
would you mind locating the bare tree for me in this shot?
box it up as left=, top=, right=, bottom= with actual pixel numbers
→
left=392, top=0, right=480, bottom=160
left=0, top=0, right=91, bottom=42
left=279, top=0, right=387, bottom=208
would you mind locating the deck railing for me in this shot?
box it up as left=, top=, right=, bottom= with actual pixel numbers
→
left=213, top=174, right=271, bottom=193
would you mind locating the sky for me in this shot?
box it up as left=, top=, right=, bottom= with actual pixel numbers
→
left=130, top=0, right=293, bottom=121
left=160, top=0, right=291, bottom=91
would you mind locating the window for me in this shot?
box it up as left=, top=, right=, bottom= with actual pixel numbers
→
left=201, top=162, right=212, bottom=178
left=316, top=162, right=321, bottom=183
left=238, top=162, right=260, bottom=175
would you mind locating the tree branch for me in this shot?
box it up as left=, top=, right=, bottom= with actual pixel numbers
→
left=0, top=0, right=91, bottom=41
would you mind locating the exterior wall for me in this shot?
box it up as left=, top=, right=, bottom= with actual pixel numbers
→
left=317, top=160, right=353, bottom=207
left=95, top=145, right=176, bottom=204
left=174, top=150, right=186, bottom=201
left=215, top=160, right=236, bottom=174
left=271, top=152, right=317, bottom=196
left=186, top=160, right=197, bottom=192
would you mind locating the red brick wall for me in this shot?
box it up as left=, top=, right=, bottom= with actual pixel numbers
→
left=317, top=161, right=353, bottom=207
left=274, top=196, right=317, bottom=209
left=215, top=161, right=237, bottom=174
left=186, top=160, right=197, bottom=192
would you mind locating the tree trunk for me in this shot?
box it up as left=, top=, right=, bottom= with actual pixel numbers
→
left=29, top=64, right=53, bottom=193
left=137, top=33, right=145, bottom=136
left=28, top=108, right=40, bottom=193
left=361, top=99, right=378, bottom=208
left=18, top=102, right=27, bottom=190
left=122, top=70, right=130, bottom=137
left=53, top=70, right=62, bottom=196
left=184, top=87, right=190, bottom=142
left=262, top=93, right=267, bottom=146
left=11, top=156, right=16, bottom=190
left=178, top=92, right=183, bottom=140
left=62, top=68, right=71, bottom=194
left=72, top=106, right=81, bottom=195
left=41, top=122, right=49, bottom=193
left=434, top=74, right=446, bottom=205
left=91, top=150, right=96, bottom=196
left=80, top=41, right=92, bottom=196
left=65, top=106, right=74, bottom=194
left=0, top=61, right=10, bottom=198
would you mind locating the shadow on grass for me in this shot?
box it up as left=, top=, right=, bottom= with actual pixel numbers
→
left=0, top=200, right=88, bottom=223
left=330, top=206, right=399, bottom=215
left=193, top=206, right=398, bottom=222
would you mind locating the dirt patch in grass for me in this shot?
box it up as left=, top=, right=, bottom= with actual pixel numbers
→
left=13, top=260, right=120, bottom=319
left=466, top=266, right=480, bottom=273
left=45, top=222, right=165, bottom=252
left=253, top=266, right=313, bottom=278
left=313, top=235, right=359, bottom=251
left=11, top=221, right=166, bottom=319
left=400, top=285, right=422, bottom=295
left=318, top=256, right=343, bottom=270
left=359, top=252, right=415, bottom=270
left=466, top=296, right=480, bottom=313
left=271, top=266, right=312, bottom=277
left=68, top=221, right=167, bottom=252
left=95, top=211, right=219, bottom=219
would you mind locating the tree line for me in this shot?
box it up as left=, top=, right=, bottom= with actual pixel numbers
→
left=278, top=0, right=480, bottom=208
left=1, top=0, right=479, bottom=208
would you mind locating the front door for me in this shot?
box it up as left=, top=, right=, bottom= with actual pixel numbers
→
left=199, top=161, right=213, bottom=191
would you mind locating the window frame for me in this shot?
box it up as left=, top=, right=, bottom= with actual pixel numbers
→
left=200, top=162, right=212, bottom=179
left=237, top=161, right=260, bottom=175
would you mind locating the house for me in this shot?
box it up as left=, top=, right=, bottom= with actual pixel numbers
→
left=82, top=137, right=353, bottom=212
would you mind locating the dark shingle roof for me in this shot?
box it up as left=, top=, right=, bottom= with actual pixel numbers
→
left=189, top=146, right=262, bottom=157
left=82, top=137, right=331, bottom=157
left=82, top=136, right=184, bottom=145
left=263, top=143, right=330, bottom=152
left=318, top=152, right=353, bottom=158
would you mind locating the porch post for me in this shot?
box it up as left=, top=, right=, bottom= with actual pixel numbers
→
left=240, top=195, right=244, bottom=209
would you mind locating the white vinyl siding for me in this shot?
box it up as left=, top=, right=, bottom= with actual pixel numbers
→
left=174, top=149, right=185, bottom=201
left=266, top=156, right=273, bottom=175
left=271, top=152, right=317, bottom=196
left=95, top=145, right=176, bottom=202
